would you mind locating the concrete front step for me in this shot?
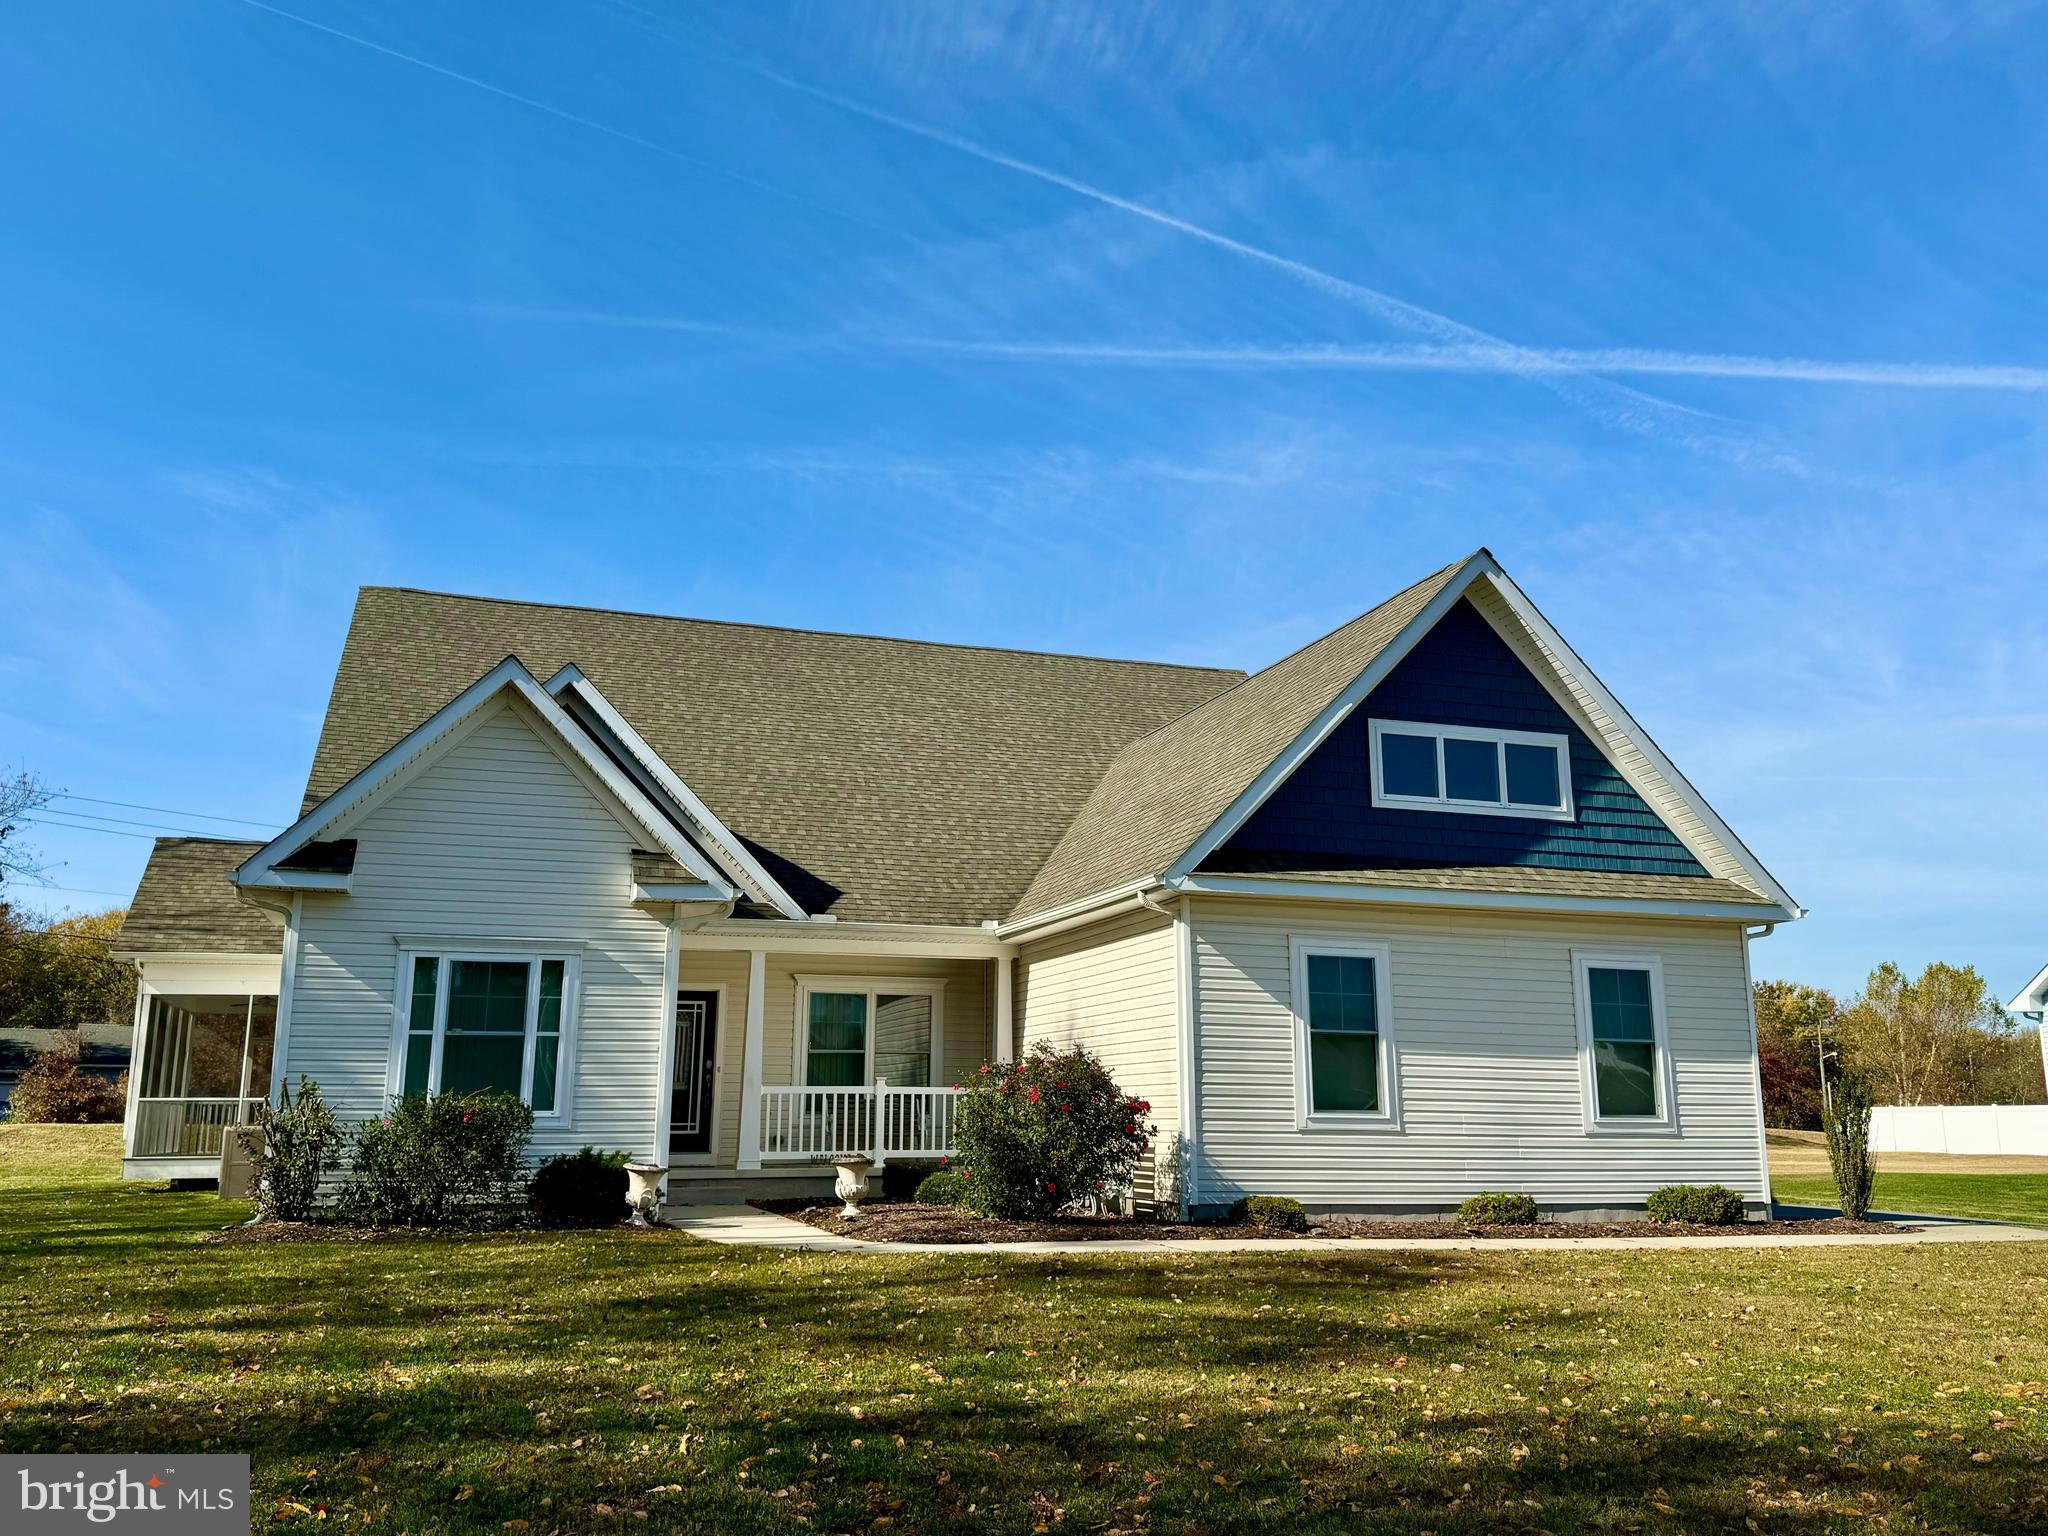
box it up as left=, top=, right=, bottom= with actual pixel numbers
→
left=663, top=1171, right=835, bottom=1205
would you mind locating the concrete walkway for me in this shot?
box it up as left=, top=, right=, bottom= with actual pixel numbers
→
left=666, top=1202, right=2048, bottom=1255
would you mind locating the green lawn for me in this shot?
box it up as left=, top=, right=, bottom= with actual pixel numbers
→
left=5, top=1126, right=2048, bottom=1534
left=1773, top=1173, right=2048, bottom=1229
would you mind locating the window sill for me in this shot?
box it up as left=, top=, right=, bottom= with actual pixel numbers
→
left=1295, top=1112, right=1404, bottom=1134
left=1368, top=793, right=1575, bottom=823
left=1581, top=1116, right=1681, bottom=1136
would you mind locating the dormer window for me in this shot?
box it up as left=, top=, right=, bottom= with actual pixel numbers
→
left=1367, top=719, right=1573, bottom=822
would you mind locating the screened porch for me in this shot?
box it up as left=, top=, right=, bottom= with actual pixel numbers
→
left=126, top=991, right=276, bottom=1169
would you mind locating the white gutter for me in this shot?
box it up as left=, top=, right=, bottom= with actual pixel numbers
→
left=1164, top=872, right=1796, bottom=924
left=993, top=879, right=1163, bottom=943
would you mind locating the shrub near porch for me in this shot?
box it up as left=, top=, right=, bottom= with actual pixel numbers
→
left=950, top=1042, right=1153, bottom=1218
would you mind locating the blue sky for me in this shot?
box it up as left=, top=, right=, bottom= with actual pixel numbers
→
left=3, top=1, right=2045, bottom=999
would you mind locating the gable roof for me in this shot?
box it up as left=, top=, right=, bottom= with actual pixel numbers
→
left=244, top=655, right=738, bottom=897
left=304, top=590, right=1245, bottom=926
left=1011, top=549, right=1799, bottom=923
left=2007, top=961, right=2048, bottom=1016
left=115, top=838, right=280, bottom=956
left=1010, top=554, right=1480, bottom=919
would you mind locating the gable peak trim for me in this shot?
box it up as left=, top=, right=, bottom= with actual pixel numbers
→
left=1161, top=551, right=1798, bottom=918
left=235, top=655, right=738, bottom=898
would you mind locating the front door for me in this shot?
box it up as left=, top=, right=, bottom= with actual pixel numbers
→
left=670, top=989, right=719, bottom=1156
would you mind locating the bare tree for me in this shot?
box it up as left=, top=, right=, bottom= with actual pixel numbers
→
left=0, top=769, right=52, bottom=892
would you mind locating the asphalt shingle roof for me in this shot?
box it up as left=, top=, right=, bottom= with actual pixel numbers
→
left=1009, top=556, right=1474, bottom=919
left=304, top=590, right=1246, bottom=926
left=115, top=838, right=280, bottom=955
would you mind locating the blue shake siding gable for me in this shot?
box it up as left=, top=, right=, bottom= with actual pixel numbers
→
left=1211, top=598, right=1709, bottom=878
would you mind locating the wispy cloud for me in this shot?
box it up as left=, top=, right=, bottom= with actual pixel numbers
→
left=881, top=337, right=2048, bottom=392
left=460, top=304, right=744, bottom=336
left=229, top=0, right=903, bottom=238
left=734, top=61, right=1794, bottom=461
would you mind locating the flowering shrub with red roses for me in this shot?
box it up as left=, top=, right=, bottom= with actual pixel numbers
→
left=336, top=1090, right=533, bottom=1228
left=950, top=1043, right=1155, bottom=1219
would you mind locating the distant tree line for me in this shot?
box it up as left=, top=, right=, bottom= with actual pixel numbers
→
left=0, top=767, right=136, bottom=1031
left=0, top=904, right=135, bottom=1030
left=1756, top=963, right=2046, bottom=1128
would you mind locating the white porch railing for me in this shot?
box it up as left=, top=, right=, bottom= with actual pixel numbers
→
left=757, top=1081, right=959, bottom=1165
left=131, top=1097, right=248, bottom=1160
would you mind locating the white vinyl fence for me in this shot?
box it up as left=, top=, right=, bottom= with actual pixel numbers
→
left=1870, top=1105, right=2048, bottom=1157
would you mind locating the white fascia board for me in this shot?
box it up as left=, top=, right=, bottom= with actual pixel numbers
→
left=632, top=880, right=730, bottom=903
left=543, top=665, right=807, bottom=920
left=235, top=656, right=736, bottom=899
left=1164, top=551, right=1498, bottom=884
left=2006, top=960, right=2048, bottom=1014
left=1167, top=873, right=1796, bottom=924
left=1478, top=569, right=1802, bottom=917
left=235, top=869, right=352, bottom=892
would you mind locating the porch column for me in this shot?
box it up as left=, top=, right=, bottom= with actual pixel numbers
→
left=736, top=948, right=767, bottom=1170
left=119, top=971, right=149, bottom=1162
left=994, top=953, right=1014, bottom=1062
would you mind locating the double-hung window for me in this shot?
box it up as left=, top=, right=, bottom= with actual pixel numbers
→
left=1288, top=937, right=1398, bottom=1129
left=794, top=976, right=946, bottom=1087
left=394, top=948, right=578, bottom=1116
left=1572, top=951, right=1674, bottom=1130
left=1368, top=719, right=1573, bottom=820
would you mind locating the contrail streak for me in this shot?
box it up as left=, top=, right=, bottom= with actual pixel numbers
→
left=886, top=338, right=2048, bottom=392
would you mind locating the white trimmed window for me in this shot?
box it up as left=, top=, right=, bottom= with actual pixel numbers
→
left=392, top=948, right=580, bottom=1117
left=1571, top=951, right=1676, bottom=1131
left=793, top=976, right=946, bottom=1087
left=1288, top=936, right=1399, bottom=1129
left=1368, top=718, right=1573, bottom=821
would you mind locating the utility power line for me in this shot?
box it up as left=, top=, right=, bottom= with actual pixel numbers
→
left=53, top=793, right=275, bottom=829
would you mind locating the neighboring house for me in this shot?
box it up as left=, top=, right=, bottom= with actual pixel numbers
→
left=0, top=1022, right=131, bottom=1113
left=113, top=550, right=1801, bottom=1217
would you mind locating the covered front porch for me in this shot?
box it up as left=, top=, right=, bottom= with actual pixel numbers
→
left=665, top=931, right=1014, bottom=1187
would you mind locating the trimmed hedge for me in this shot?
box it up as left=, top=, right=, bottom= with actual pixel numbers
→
left=883, top=1160, right=944, bottom=1201
left=530, top=1147, right=629, bottom=1228
left=1645, top=1183, right=1746, bottom=1225
left=1228, top=1195, right=1309, bottom=1232
left=1457, top=1191, right=1540, bottom=1226
left=337, top=1092, right=533, bottom=1229
left=914, top=1169, right=967, bottom=1206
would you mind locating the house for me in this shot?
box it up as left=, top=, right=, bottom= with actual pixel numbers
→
left=0, top=1022, right=131, bottom=1113
left=113, top=550, right=1801, bottom=1218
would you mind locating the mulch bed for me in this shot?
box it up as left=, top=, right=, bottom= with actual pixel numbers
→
left=206, top=1219, right=639, bottom=1244
left=755, top=1199, right=1907, bottom=1244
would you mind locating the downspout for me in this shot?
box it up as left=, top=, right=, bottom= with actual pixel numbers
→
left=1140, top=889, right=1200, bottom=1219
left=1741, top=921, right=1778, bottom=1217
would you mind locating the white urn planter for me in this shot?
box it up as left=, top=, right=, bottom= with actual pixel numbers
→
left=624, top=1160, right=667, bottom=1227
left=833, top=1156, right=874, bottom=1219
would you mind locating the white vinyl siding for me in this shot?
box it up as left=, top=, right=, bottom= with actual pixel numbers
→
left=283, top=697, right=671, bottom=1161
left=1017, top=906, right=1180, bottom=1207
left=1191, top=898, right=1766, bottom=1215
